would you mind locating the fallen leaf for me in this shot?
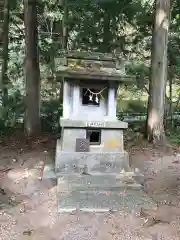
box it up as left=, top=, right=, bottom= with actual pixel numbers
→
left=0, top=188, right=6, bottom=195
left=173, top=160, right=179, bottom=164
left=23, top=230, right=33, bottom=236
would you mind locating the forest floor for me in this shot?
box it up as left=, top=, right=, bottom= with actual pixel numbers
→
left=1, top=133, right=180, bottom=239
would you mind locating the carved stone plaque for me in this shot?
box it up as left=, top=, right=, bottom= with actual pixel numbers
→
left=86, top=121, right=106, bottom=128
left=76, top=138, right=90, bottom=152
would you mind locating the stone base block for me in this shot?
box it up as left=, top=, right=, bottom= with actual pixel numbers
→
left=57, top=174, right=142, bottom=192
left=58, top=188, right=156, bottom=213
left=43, top=164, right=144, bottom=189
left=59, top=127, right=125, bottom=152
left=55, top=151, right=129, bottom=174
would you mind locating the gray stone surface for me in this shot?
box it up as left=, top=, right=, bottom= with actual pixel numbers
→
left=43, top=164, right=155, bottom=213
left=55, top=67, right=134, bottom=82
left=43, top=165, right=144, bottom=184
left=57, top=174, right=142, bottom=191
left=59, top=128, right=124, bottom=152
left=60, top=118, right=128, bottom=129
left=101, top=129, right=124, bottom=152
left=60, top=128, right=85, bottom=152
left=62, top=78, right=119, bottom=121
left=55, top=151, right=129, bottom=174
left=43, top=164, right=56, bottom=179
left=58, top=188, right=156, bottom=212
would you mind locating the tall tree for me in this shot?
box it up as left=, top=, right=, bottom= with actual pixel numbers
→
left=0, top=0, right=10, bottom=107
left=146, top=0, right=171, bottom=144
left=24, top=0, right=41, bottom=135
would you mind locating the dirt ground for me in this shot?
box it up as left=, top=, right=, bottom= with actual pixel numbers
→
left=1, top=134, right=180, bottom=239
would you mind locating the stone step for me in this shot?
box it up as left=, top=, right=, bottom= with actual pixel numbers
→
left=57, top=169, right=143, bottom=178
left=58, top=188, right=156, bottom=213
left=57, top=173, right=143, bottom=191
left=59, top=184, right=142, bottom=192
left=43, top=164, right=156, bottom=213
left=43, top=164, right=144, bottom=180
left=55, top=152, right=129, bottom=174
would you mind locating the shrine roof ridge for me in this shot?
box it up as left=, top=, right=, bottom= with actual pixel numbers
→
left=54, top=50, right=135, bottom=82
left=58, top=50, right=120, bottom=62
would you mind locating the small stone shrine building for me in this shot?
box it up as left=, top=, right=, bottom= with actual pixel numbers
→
left=52, top=51, right=151, bottom=212
left=55, top=51, right=133, bottom=174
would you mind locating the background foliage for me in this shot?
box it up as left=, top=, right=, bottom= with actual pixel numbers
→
left=0, top=0, right=180, bottom=141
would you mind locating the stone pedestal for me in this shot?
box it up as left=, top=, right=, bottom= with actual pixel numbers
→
left=53, top=118, right=150, bottom=212
left=55, top=118, right=129, bottom=174
left=42, top=105, right=156, bottom=213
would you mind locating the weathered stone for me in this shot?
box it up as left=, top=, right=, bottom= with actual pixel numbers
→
left=60, top=118, right=128, bottom=129
left=55, top=151, right=129, bottom=174
left=57, top=174, right=142, bottom=191
left=58, top=188, right=156, bottom=213
left=58, top=128, right=125, bottom=153
left=75, top=138, right=90, bottom=152
left=52, top=52, right=155, bottom=212
left=43, top=164, right=56, bottom=179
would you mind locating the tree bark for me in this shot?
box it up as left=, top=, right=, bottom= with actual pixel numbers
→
left=146, top=0, right=171, bottom=145
left=24, top=0, right=41, bottom=136
left=60, top=0, right=68, bottom=50
left=0, top=0, right=10, bottom=107
left=59, top=0, right=68, bottom=103
left=169, top=66, right=174, bottom=126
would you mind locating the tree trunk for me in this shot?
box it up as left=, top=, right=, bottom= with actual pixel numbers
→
left=146, top=0, right=171, bottom=145
left=0, top=0, right=9, bottom=107
left=60, top=0, right=68, bottom=50
left=59, top=0, right=68, bottom=103
left=144, top=84, right=151, bottom=139
left=169, top=67, right=173, bottom=126
left=24, top=0, right=41, bottom=136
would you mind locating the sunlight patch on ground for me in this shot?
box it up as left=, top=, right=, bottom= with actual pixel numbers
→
left=7, top=168, right=36, bottom=181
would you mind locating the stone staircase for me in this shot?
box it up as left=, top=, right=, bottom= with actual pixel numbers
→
left=43, top=165, right=156, bottom=213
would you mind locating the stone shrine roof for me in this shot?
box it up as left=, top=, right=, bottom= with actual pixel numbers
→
left=55, top=51, right=135, bottom=82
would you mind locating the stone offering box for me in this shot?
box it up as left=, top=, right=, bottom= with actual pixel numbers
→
left=55, top=51, right=135, bottom=175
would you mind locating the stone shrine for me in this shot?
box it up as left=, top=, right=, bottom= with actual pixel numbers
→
left=44, top=51, right=156, bottom=212
left=55, top=51, right=131, bottom=173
